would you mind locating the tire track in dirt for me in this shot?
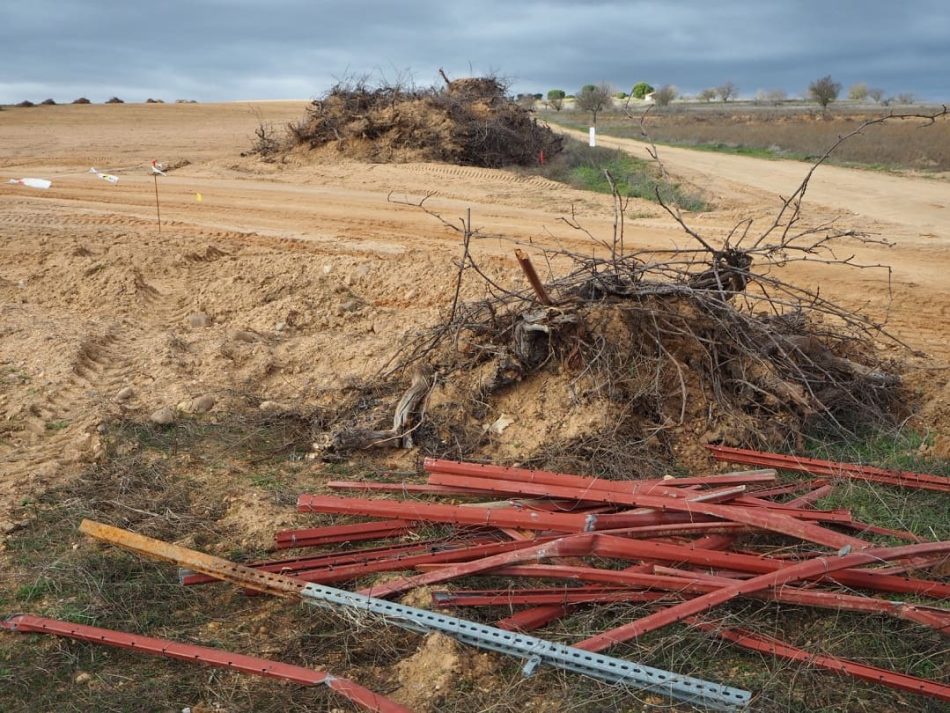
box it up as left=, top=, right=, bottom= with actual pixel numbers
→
left=1, top=328, right=133, bottom=485
left=0, top=204, right=222, bottom=500
left=403, top=163, right=565, bottom=190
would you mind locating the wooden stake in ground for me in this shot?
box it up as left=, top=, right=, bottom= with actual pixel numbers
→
left=150, top=160, right=166, bottom=233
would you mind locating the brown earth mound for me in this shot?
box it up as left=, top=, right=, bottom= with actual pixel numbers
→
left=284, top=75, right=563, bottom=167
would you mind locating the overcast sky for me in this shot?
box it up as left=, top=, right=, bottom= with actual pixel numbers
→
left=2, top=1, right=947, bottom=104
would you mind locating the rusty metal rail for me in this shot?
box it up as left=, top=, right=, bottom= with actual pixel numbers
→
left=1, top=614, right=408, bottom=713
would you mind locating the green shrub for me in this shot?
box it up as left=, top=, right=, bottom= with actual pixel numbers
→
left=631, top=82, right=654, bottom=99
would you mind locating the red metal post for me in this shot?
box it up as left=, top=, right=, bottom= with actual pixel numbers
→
left=706, top=445, right=950, bottom=492
left=274, top=519, right=413, bottom=550
left=358, top=534, right=595, bottom=598
left=1, top=614, right=408, bottom=713
left=427, top=471, right=867, bottom=549
left=694, top=622, right=950, bottom=702
left=575, top=540, right=950, bottom=652
left=425, top=457, right=775, bottom=492
left=297, top=494, right=599, bottom=532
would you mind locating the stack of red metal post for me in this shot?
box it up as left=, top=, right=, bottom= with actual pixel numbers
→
left=182, top=453, right=950, bottom=704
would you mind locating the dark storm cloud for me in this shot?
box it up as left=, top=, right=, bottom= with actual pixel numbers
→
left=1, top=1, right=947, bottom=103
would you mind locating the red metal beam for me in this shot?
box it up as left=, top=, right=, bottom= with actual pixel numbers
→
left=182, top=536, right=503, bottom=586
left=358, top=534, right=596, bottom=599
left=693, top=622, right=950, bottom=702
left=707, top=445, right=950, bottom=492
left=651, top=566, right=950, bottom=633
left=273, top=519, right=413, bottom=550
left=425, top=457, right=776, bottom=488
left=747, top=479, right=829, bottom=499
left=326, top=481, right=498, bottom=496
left=434, top=588, right=669, bottom=607
left=422, top=562, right=950, bottom=632
left=589, top=534, right=950, bottom=598
left=784, top=484, right=834, bottom=507
left=575, top=540, right=950, bottom=652
left=298, top=494, right=599, bottom=533
left=269, top=537, right=559, bottom=589
left=1, top=614, right=408, bottom=713
left=427, top=471, right=867, bottom=549
left=414, top=534, right=949, bottom=599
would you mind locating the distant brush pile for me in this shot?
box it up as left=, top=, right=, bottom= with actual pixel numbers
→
left=283, top=75, right=563, bottom=168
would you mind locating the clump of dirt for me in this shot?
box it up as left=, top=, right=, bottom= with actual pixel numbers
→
left=392, top=633, right=496, bottom=711
left=281, top=74, right=563, bottom=168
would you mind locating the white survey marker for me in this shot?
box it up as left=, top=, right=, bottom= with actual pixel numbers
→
left=8, top=177, right=52, bottom=190
left=589, top=126, right=596, bottom=147
left=90, top=168, right=119, bottom=184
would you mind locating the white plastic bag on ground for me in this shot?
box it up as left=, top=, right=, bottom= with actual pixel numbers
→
left=8, top=178, right=52, bottom=189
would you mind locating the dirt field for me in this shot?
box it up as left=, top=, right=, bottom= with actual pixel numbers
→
left=1, top=101, right=949, bottom=710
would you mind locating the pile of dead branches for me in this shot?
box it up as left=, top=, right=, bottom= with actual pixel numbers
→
left=312, top=109, right=948, bottom=470
left=284, top=73, right=562, bottom=167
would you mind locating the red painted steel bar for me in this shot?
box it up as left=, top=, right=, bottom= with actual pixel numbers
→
left=591, top=534, right=950, bottom=598
left=840, top=520, right=923, bottom=542
left=650, top=566, right=950, bottom=632
left=423, top=562, right=950, bottom=632
left=426, top=457, right=776, bottom=488
left=747, top=479, right=829, bottom=499
left=575, top=540, right=950, bottom=652
left=694, top=622, right=950, bottom=702
left=273, top=537, right=559, bottom=588
left=274, top=519, right=413, bottom=550
left=875, top=554, right=949, bottom=576
left=182, top=536, right=503, bottom=586
left=358, top=535, right=596, bottom=598
left=691, top=534, right=739, bottom=550
left=783, top=484, right=834, bottom=507
left=416, top=534, right=949, bottom=599
left=497, top=605, right=572, bottom=632
left=707, top=445, right=950, bottom=492
left=427, top=471, right=867, bottom=549
left=1, top=614, right=408, bottom=713
left=599, top=522, right=751, bottom=539
left=435, top=588, right=669, bottom=607
left=326, top=481, right=498, bottom=496
left=298, top=494, right=599, bottom=532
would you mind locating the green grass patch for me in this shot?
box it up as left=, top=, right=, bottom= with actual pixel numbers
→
left=800, top=428, right=950, bottom=540
left=526, top=137, right=707, bottom=211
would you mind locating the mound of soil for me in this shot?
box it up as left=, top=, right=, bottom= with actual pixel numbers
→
left=286, top=76, right=563, bottom=168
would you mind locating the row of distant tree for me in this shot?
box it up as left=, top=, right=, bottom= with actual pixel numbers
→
left=522, top=76, right=917, bottom=122
left=7, top=97, right=197, bottom=107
